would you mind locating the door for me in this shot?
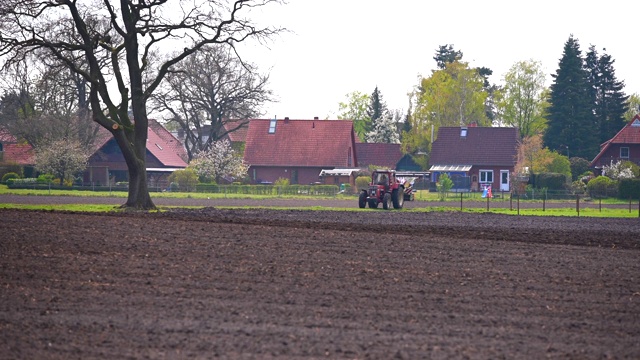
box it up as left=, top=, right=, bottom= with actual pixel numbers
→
left=500, top=170, right=510, bottom=192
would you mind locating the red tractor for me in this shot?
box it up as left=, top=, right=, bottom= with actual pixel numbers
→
left=358, top=169, right=411, bottom=210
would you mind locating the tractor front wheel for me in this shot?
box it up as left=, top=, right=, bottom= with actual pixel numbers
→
left=382, top=192, right=392, bottom=210
left=392, top=188, right=404, bottom=209
left=368, top=199, right=378, bottom=208
left=358, top=191, right=367, bottom=208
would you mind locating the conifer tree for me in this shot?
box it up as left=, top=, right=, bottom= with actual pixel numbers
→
left=544, top=35, right=598, bottom=159
left=365, top=86, right=389, bottom=141
left=585, top=45, right=629, bottom=145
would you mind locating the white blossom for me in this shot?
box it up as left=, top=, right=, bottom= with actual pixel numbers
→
left=191, top=139, right=248, bottom=183
left=602, top=161, right=635, bottom=180
left=365, top=111, right=400, bottom=144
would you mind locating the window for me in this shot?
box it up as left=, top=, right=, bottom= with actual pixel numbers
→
left=0, top=143, right=3, bottom=152
left=479, top=170, right=493, bottom=183
left=620, top=147, right=629, bottom=158
left=460, top=128, right=467, bottom=137
left=268, top=119, right=277, bottom=133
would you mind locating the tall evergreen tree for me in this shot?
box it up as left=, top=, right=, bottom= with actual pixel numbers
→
left=365, top=86, right=389, bottom=141
left=434, top=44, right=463, bottom=70
left=585, top=45, right=629, bottom=145
left=544, top=35, right=598, bottom=159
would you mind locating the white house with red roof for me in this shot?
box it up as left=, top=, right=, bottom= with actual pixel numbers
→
left=591, top=114, right=640, bottom=171
left=243, top=117, right=358, bottom=185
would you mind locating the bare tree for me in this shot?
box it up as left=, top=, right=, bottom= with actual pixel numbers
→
left=0, top=56, right=101, bottom=149
left=0, top=0, right=282, bottom=209
left=152, top=44, right=273, bottom=161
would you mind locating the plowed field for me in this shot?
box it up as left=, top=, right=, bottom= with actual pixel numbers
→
left=1, top=204, right=639, bottom=359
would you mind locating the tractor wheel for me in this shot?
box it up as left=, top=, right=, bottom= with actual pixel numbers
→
left=358, top=191, right=367, bottom=208
left=392, top=188, right=404, bottom=209
left=368, top=199, right=378, bottom=208
left=382, top=192, right=392, bottom=210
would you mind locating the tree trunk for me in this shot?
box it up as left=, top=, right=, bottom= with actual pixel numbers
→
left=124, top=160, right=155, bottom=210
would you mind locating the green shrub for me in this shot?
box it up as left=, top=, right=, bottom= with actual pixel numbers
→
left=274, top=177, right=290, bottom=186
left=0, top=165, right=23, bottom=181
left=618, top=178, right=640, bottom=200
left=37, top=174, right=54, bottom=184
left=436, top=173, right=453, bottom=201
left=355, top=176, right=371, bottom=191
left=587, top=176, right=617, bottom=198
left=168, top=168, right=199, bottom=192
left=532, top=173, right=568, bottom=190
left=1, top=172, right=20, bottom=183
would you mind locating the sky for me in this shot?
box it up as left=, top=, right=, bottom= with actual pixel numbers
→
left=239, top=0, right=639, bottom=120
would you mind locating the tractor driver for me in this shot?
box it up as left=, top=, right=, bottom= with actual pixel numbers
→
left=377, top=173, right=388, bottom=185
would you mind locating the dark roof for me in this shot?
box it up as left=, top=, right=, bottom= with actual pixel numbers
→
left=355, top=143, right=403, bottom=169
left=430, top=126, right=518, bottom=167
left=92, top=120, right=187, bottom=168
left=243, top=118, right=357, bottom=167
left=591, top=114, right=640, bottom=165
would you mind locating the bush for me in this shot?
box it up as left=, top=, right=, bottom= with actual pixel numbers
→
left=587, top=176, right=617, bottom=198
left=168, top=168, right=199, bottom=192
left=569, top=157, right=591, bottom=181
left=618, top=178, right=640, bottom=200
left=0, top=164, right=23, bottom=181
left=37, top=174, right=54, bottom=184
left=1, top=172, right=20, bottom=183
left=532, top=173, right=568, bottom=190
left=436, top=173, right=453, bottom=201
left=355, top=176, right=370, bottom=191
left=274, top=177, right=290, bottom=187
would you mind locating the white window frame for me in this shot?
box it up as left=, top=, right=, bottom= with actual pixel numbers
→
left=479, top=170, right=493, bottom=183
left=620, top=147, right=629, bottom=158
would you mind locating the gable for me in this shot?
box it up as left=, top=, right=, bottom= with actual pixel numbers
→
left=430, top=126, right=518, bottom=167
left=591, top=114, right=640, bottom=166
left=90, top=120, right=187, bottom=168
left=243, top=118, right=357, bottom=167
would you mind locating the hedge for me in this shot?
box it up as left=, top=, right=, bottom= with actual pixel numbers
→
left=618, top=178, right=640, bottom=200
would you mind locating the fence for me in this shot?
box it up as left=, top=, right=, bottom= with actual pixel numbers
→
left=435, top=189, right=640, bottom=217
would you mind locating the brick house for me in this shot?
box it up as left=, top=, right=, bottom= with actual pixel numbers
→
left=590, top=114, right=640, bottom=172
left=429, top=125, right=519, bottom=192
left=243, top=118, right=358, bottom=185
left=0, top=130, right=35, bottom=177
left=84, top=119, right=188, bottom=188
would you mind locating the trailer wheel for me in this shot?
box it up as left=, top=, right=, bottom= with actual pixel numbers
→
left=383, top=192, right=392, bottom=210
left=392, top=188, right=404, bottom=209
left=358, top=191, right=367, bottom=208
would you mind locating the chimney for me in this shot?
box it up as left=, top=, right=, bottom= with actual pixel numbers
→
left=284, top=117, right=289, bottom=124
left=314, top=116, right=319, bottom=120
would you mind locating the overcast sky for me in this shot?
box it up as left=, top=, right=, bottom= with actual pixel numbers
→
left=240, top=0, right=639, bottom=120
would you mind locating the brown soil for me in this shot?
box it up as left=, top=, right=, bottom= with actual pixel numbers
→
left=1, top=200, right=640, bottom=358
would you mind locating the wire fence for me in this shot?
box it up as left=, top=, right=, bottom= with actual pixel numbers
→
left=427, top=190, right=640, bottom=217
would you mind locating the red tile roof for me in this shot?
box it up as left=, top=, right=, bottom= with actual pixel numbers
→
left=430, top=126, right=519, bottom=167
left=91, top=120, right=187, bottom=168
left=243, top=119, right=357, bottom=167
left=591, top=115, right=640, bottom=165
left=223, top=119, right=249, bottom=143
left=0, top=130, right=34, bottom=165
left=355, top=143, right=403, bottom=169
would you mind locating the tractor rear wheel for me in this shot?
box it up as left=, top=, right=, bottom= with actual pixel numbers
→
left=382, top=192, right=392, bottom=210
left=392, top=188, right=404, bottom=209
left=358, top=191, right=367, bottom=208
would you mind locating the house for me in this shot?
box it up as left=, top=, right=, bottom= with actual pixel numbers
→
left=590, top=114, right=640, bottom=172
left=429, top=125, right=519, bottom=192
left=243, top=117, right=358, bottom=185
left=84, top=119, right=188, bottom=188
left=0, top=129, right=35, bottom=177
left=355, top=143, right=404, bottom=170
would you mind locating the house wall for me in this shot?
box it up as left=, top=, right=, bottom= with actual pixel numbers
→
left=431, top=166, right=514, bottom=193
left=593, top=144, right=640, bottom=168
left=249, top=166, right=327, bottom=185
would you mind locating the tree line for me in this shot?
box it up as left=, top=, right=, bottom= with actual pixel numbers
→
left=337, top=39, right=639, bottom=176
